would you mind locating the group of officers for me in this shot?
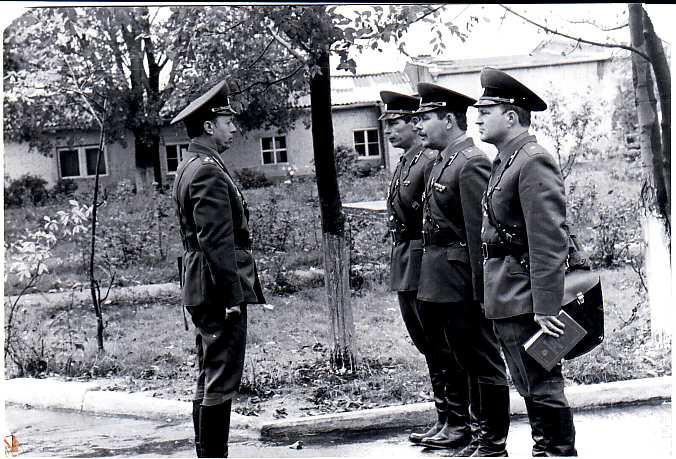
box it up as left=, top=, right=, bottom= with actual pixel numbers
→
left=383, top=68, right=576, bottom=457
left=170, top=67, right=577, bottom=458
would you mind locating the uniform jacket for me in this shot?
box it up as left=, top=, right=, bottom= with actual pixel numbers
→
left=417, top=136, right=490, bottom=304
left=481, top=132, right=567, bottom=319
left=173, top=141, right=265, bottom=309
left=387, top=145, right=436, bottom=292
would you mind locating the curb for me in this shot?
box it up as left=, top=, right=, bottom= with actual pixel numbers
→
left=3, top=378, right=258, bottom=431
left=3, top=376, right=671, bottom=441
left=5, top=283, right=181, bottom=309
left=259, top=376, right=672, bottom=440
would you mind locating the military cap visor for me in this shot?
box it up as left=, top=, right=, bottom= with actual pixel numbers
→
left=378, top=90, right=420, bottom=121
left=171, top=79, right=240, bottom=125
left=473, top=67, right=547, bottom=112
left=415, top=83, right=476, bottom=115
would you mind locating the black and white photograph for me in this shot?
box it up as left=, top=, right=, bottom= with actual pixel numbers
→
left=2, top=3, right=673, bottom=457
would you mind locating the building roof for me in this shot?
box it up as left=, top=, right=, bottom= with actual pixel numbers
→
left=295, top=71, right=414, bottom=108
left=409, top=50, right=612, bottom=77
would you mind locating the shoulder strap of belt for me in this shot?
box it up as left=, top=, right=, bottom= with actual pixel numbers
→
left=484, top=142, right=536, bottom=250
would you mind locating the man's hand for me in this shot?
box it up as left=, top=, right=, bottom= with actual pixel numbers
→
left=225, top=305, right=241, bottom=321
left=534, top=313, right=565, bottom=338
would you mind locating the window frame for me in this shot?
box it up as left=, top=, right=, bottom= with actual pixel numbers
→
left=260, top=135, right=289, bottom=165
left=56, top=145, right=109, bottom=179
left=165, top=142, right=190, bottom=175
left=352, top=128, right=381, bottom=159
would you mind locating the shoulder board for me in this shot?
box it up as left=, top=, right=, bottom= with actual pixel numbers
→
left=423, top=149, right=437, bottom=160
left=523, top=142, right=548, bottom=157
left=461, top=146, right=487, bottom=160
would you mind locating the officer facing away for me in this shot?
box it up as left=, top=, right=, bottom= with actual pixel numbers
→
left=379, top=91, right=472, bottom=448
left=171, top=79, right=266, bottom=458
left=476, top=67, right=577, bottom=456
left=413, top=83, right=510, bottom=456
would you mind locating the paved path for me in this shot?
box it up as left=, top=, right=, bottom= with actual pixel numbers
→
left=5, top=401, right=671, bottom=457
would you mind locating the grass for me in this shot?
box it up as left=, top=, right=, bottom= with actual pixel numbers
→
left=3, top=156, right=670, bottom=419
left=4, top=266, right=670, bottom=421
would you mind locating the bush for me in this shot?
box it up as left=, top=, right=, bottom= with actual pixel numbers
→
left=235, top=168, right=273, bottom=189
left=4, top=174, right=50, bottom=208
left=335, top=145, right=359, bottom=177
left=51, top=178, right=79, bottom=200
left=567, top=179, right=642, bottom=268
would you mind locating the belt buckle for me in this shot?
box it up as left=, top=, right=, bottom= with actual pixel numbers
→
left=481, top=242, right=488, bottom=259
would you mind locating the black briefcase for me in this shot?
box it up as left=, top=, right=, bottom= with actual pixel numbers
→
left=561, top=270, right=604, bottom=360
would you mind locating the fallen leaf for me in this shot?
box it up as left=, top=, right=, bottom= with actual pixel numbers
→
left=288, top=440, right=303, bottom=449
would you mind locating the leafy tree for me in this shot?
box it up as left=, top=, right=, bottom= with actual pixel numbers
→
left=532, top=88, right=606, bottom=180
left=3, top=6, right=304, bottom=189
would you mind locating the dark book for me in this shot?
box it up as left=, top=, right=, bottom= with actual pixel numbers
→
left=524, top=310, right=588, bottom=371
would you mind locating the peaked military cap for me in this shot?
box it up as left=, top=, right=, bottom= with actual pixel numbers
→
left=474, top=67, right=547, bottom=112
left=378, top=91, right=420, bottom=121
left=171, top=79, right=240, bottom=125
left=415, top=83, right=477, bottom=114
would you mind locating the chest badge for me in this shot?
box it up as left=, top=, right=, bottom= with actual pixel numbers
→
left=433, top=182, right=447, bottom=193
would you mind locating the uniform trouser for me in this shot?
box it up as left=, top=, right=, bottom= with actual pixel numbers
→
left=421, top=300, right=510, bottom=454
left=187, top=305, right=248, bottom=406
left=399, top=292, right=470, bottom=425
left=493, top=314, right=577, bottom=456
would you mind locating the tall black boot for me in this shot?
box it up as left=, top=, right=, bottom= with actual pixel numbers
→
left=192, top=400, right=203, bottom=457
left=199, top=400, right=232, bottom=458
left=457, top=378, right=481, bottom=456
left=541, top=407, right=577, bottom=457
left=409, top=396, right=447, bottom=444
left=421, top=375, right=471, bottom=449
left=410, top=369, right=448, bottom=444
left=471, top=384, right=510, bottom=457
left=524, top=398, right=547, bottom=457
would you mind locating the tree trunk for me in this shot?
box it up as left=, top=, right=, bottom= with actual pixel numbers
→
left=133, top=127, right=163, bottom=191
left=628, top=3, right=672, bottom=343
left=310, top=45, right=356, bottom=370
left=642, top=8, right=671, bottom=238
left=90, top=113, right=107, bottom=352
left=628, top=4, right=669, bottom=232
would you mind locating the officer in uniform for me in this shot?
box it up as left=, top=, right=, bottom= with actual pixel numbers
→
left=475, top=67, right=577, bottom=456
left=379, top=91, right=471, bottom=447
left=171, top=79, right=266, bottom=458
left=413, top=83, right=510, bottom=456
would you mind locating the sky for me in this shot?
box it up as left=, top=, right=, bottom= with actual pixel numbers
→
left=2, top=3, right=674, bottom=76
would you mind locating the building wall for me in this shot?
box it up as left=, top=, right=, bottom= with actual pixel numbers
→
left=3, top=131, right=136, bottom=190
left=5, top=105, right=388, bottom=188
left=160, top=105, right=385, bottom=181
left=415, top=60, right=618, bottom=159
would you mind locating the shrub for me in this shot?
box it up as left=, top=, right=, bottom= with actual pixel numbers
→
left=51, top=178, right=79, bottom=200
left=4, top=173, right=50, bottom=208
left=235, top=168, right=273, bottom=189
left=335, top=145, right=359, bottom=177
left=567, top=180, right=642, bottom=268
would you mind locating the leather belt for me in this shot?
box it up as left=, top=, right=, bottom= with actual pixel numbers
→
left=390, top=229, right=420, bottom=244
left=481, top=242, right=521, bottom=259
left=183, top=240, right=252, bottom=251
left=422, top=230, right=463, bottom=247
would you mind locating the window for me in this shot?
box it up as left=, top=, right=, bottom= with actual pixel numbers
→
left=57, top=145, right=107, bottom=179
left=166, top=143, right=190, bottom=174
left=261, top=136, right=288, bottom=165
left=353, top=129, right=381, bottom=158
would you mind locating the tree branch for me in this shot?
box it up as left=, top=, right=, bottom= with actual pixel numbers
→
left=411, top=4, right=448, bottom=25
left=266, top=22, right=307, bottom=63
left=499, top=4, right=651, bottom=62
left=237, top=64, right=304, bottom=96
left=242, top=37, right=276, bottom=71
left=564, top=18, right=628, bottom=32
